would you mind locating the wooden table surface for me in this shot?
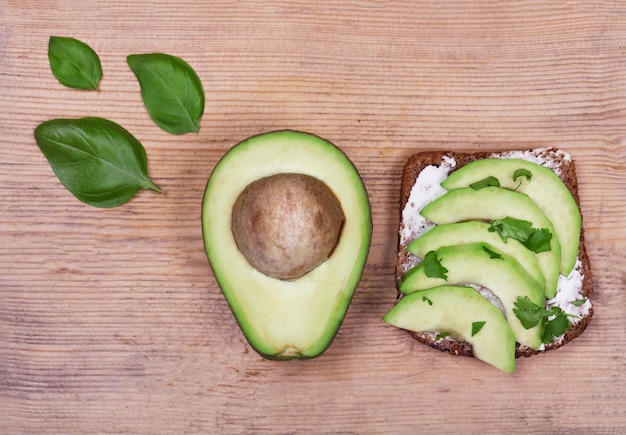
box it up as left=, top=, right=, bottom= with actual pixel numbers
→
left=2, top=1, right=625, bottom=433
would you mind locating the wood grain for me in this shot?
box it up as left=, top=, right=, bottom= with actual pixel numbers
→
left=1, top=1, right=625, bottom=433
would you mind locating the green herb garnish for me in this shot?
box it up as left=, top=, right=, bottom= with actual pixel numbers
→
left=512, top=296, right=550, bottom=329
left=127, top=53, right=205, bottom=134
left=423, top=251, right=448, bottom=280
left=542, top=309, right=571, bottom=343
left=512, top=168, right=533, bottom=190
left=489, top=217, right=534, bottom=244
left=422, top=296, right=433, bottom=306
left=571, top=298, right=587, bottom=307
left=470, top=176, right=500, bottom=190
left=471, top=321, right=486, bottom=337
left=34, top=117, right=161, bottom=208
left=524, top=228, right=553, bottom=253
left=483, top=245, right=503, bottom=260
left=488, top=217, right=552, bottom=254
left=513, top=296, right=579, bottom=344
left=436, top=332, right=450, bottom=340
left=513, top=168, right=532, bottom=183
left=48, top=36, right=102, bottom=90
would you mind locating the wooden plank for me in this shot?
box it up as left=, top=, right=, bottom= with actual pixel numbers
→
left=1, top=1, right=625, bottom=432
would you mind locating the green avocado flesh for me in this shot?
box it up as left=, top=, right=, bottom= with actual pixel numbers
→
left=384, top=285, right=516, bottom=373
left=202, top=131, right=372, bottom=360
left=420, top=186, right=561, bottom=298
left=408, top=221, right=545, bottom=291
left=399, top=243, right=544, bottom=350
left=441, top=158, right=581, bottom=275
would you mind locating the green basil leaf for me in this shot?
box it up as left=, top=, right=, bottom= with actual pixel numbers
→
left=48, top=36, right=102, bottom=90
left=34, top=117, right=161, bottom=208
left=471, top=321, right=486, bottom=337
left=127, top=53, right=204, bottom=135
left=469, top=176, right=500, bottom=190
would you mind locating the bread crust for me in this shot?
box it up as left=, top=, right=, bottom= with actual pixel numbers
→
left=396, top=148, right=593, bottom=358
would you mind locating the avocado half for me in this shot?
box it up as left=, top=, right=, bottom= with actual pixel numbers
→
left=201, top=130, right=372, bottom=359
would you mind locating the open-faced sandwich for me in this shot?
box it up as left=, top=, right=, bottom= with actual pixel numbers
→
left=384, top=148, right=593, bottom=373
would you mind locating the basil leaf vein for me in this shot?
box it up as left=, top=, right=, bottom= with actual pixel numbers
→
left=34, top=117, right=161, bottom=208
left=48, top=36, right=102, bottom=90
left=127, top=53, right=205, bottom=135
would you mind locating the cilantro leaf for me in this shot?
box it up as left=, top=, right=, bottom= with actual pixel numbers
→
left=512, top=168, right=533, bottom=191
left=436, top=332, right=450, bottom=340
left=423, top=251, right=448, bottom=280
left=470, top=176, right=500, bottom=190
left=513, top=168, right=532, bottom=183
left=471, top=321, right=486, bottom=337
left=525, top=228, right=552, bottom=254
left=422, top=296, right=433, bottom=306
left=542, top=312, right=570, bottom=343
left=514, top=297, right=578, bottom=344
left=571, top=298, right=587, bottom=307
left=483, top=245, right=503, bottom=260
left=488, top=217, right=552, bottom=254
left=489, top=217, right=535, bottom=243
left=513, top=296, right=551, bottom=329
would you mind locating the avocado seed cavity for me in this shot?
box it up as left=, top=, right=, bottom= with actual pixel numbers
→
left=232, top=173, right=345, bottom=280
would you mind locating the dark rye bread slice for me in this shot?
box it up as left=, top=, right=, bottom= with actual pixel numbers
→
left=395, top=148, right=593, bottom=358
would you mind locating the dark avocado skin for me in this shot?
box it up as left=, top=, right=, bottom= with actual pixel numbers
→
left=202, top=130, right=372, bottom=360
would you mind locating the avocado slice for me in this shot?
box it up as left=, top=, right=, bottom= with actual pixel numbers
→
left=441, top=158, right=581, bottom=275
left=420, top=186, right=561, bottom=298
left=202, top=131, right=372, bottom=359
left=384, top=285, right=516, bottom=373
left=399, top=243, right=545, bottom=350
left=408, top=221, right=545, bottom=290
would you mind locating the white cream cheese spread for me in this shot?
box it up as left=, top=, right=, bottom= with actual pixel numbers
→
left=399, top=155, right=456, bottom=247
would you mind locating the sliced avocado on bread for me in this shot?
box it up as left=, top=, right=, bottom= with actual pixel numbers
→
left=387, top=148, right=593, bottom=373
left=399, top=243, right=545, bottom=350
left=442, top=157, right=581, bottom=275
left=408, top=221, right=545, bottom=290
left=420, top=186, right=561, bottom=298
left=385, top=285, right=516, bottom=374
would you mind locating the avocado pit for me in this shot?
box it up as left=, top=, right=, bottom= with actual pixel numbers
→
left=232, top=173, right=345, bottom=280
